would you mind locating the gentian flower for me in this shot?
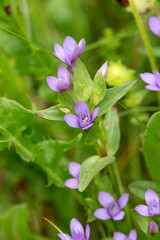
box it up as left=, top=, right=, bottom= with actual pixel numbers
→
left=53, top=36, right=86, bottom=72
left=135, top=189, right=160, bottom=216
left=148, top=221, right=159, bottom=235
left=64, top=162, right=81, bottom=189
left=113, top=229, right=137, bottom=240
left=47, top=65, right=72, bottom=92
left=149, top=16, right=160, bottom=37
left=96, top=61, right=108, bottom=78
left=64, top=101, right=99, bottom=130
left=140, top=70, right=160, bottom=91
left=58, top=218, right=90, bottom=240
left=94, top=191, right=129, bottom=221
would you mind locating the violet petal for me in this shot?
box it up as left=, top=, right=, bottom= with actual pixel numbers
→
left=145, top=85, right=160, bottom=91
left=117, top=193, right=129, bottom=210
left=81, top=123, right=93, bottom=131
left=135, top=205, right=149, bottom=216
left=145, top=189, right=159, bottom=206
left=58, top=233, right=72, bottom=240
left=58, top=65, right=72, bottom=86
left=70, top=218, right=84, bottom=239
left=85, top=224, right=90, bottom=240
left=129, top=229, right=137, bottom=240
left=91, top=107, right=99, bottom=121
left=78, top=38, right=86, bottom=57
left=56, top=77, right=71, bottom=92
left=140, top=73, right=156, bottom=85
left=64, top=178, right=79, bottom=189
left=46, top=76, right=59, bottom=92
left=68, top=162, right=81, bottom=178
left=98, top=191, right=115, bottom=208
left=149, top=16, right=160, bottom=37
left=63, top=36, right=79, bottom=63
left=74, top=101, right=90, bottom=118
left=53, top=44, right=67, bottom=63
left=94, top=208, right=111, bottom=220
left=113, top=232, right=126, bottom=240
left=113, top=210, right=125, bottom=221
left=64, top=114, right=80, bottom=128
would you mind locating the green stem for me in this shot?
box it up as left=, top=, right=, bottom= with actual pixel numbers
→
left=128, top=0, right=157, bottom=70
left=112, top=161, right=123, bottom=195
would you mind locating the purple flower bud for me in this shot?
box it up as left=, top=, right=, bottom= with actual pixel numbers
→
left=135, top=189, right=160, bottom=217
left=47, top=65, right=72, bottom=93
left=58, top=218, right=90, bottom=240
left=148, top=221, right=159, bottom=235
left=140, top=70, right=160, bottom=91
left=96, top=61, right=108, bottom=78
left=113, top=229, right=137, bottom=240
left=53, top=36, right=86, bottom=73
left=64, top=101, right=99, bottom=130
left=64, top=162, right=81, bottom=189
left=149, top=16, right=160, bottom=37
left=94, top=191, right=129, bottom=221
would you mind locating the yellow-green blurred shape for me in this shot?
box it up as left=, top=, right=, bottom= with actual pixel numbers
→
left=127, top=0, right=155, bottom=14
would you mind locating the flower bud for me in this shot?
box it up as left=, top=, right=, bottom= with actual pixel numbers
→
left=148, top=221, right=159, bottom=235
left=96, top=61, right=108, bottom=79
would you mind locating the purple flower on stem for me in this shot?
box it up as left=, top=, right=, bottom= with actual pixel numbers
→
left=47, top=65, right=72, bottom=93
left=64, top=162, right=81, bottom=189
left=94, top=191, right=129, bottom=221
left=135, top=189, right=160, bottom=217
left=53, top=36, right=86, bottom=72
left=148, top=221, right=159, bottom=235
left=140, top=70, right=160, bottom=91
left=149, top=16, right=160, bottom=37
left=64, top=101, right=99, bottom=130
left=58, top=218, right=90, bottom=240
left=113, top=229, right=137, bottom=240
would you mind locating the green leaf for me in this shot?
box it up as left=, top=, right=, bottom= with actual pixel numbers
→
left=143, top=112, right=160, bottom=184
left=129, top=181, right=160, bottom=199
left=79, top=155, right=115, bottom=192
left=35, top=104, right=64, bottom=121
left=0, top=204, right=30, bottom=240
left=0, top=140, right=10, bottom=150
left=72, top=58, right=93, bottom=102
left=98, top=80, right=136, bottom=116
left=90, top=73, right=106, bottom=106
left=104, top=107, right=120, bottom=155
left=136, top=213, right=150, bottom=234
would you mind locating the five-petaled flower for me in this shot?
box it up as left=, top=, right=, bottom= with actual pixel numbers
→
left=53, top=36, right=86, bottom=73
left=113, top=229, right=137, bottom=240
left=149, top=16, right=160, bottom=37
left=135, top=189, right=160, bottom=217
left=58, top=218, right=90, bottom=240
left=140, top=70, right=160, bottom=91
left=94, top=191, right=129, bottom=221
left=64, top=101, right=99, bottom=130
left=47, top=65, right=72, bottom=93
left=64, top=162, right=81, bottom=189
left=148, top=221, right=159, bottom=235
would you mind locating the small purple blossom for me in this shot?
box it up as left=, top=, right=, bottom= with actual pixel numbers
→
left=53, top=36, right=86, bottom=73
left=149, top=221, right=159, bottom=235
left=135, top=189, right=160, bottom=217
left=58, top=218, right=90, bottom=240
left=113, top=229, right=137, bottom=240
left=94, top=191, right=129, bottom=221
left=140, top=70, right=160, bottom=91
left=149, top=16, right=160, bottom=37
left=64, top=101, right=99, bottom=130
left=64, top=162, right=81, bottom=189
left=47, top=65, right=72, bottom=92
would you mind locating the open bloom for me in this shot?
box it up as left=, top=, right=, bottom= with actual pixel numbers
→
left=64, top=101, right=99, bottom=130
left=149, top=221, right=159, bottom=235
left=47, top=65, right=72, bottom=92
left=135, top=189, right=160, bottom=217
left=64, top=162, right=81, bottom=189
left=53, top=36, right=85, bottom=72
left=94, top=191, right=129, bottom=221
left=58, top=218, right=90, bottom=240
left=149, top=16, right=160, bottom=37
left=113, top=229, right=137, bottom=240
left=140, top=70, right=160, bottom=91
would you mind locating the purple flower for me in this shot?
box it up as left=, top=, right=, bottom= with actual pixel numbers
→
left=58, top=218, right=90, bottom=240
left=149, top=221, right=159, bottom=235
left=140, top=70, right=160, bottom=91
left=53, top=36, right=86, bottom=72
left=47, top=65, right=72, bottom=92
left=149, top=16, right=160, bottom=37
left=64, top=101, right=99, bottom=130
left=113, top=229, right=137, bottom=240
left=135, top=189, right=160, bottom=217
left=94, top=191, right=129, bottom=221
left=64, top=162, right=81, bottom=189
left=96, top=61, right=108, bottom=78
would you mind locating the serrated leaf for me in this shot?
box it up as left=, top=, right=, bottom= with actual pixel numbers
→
left=98, top=80, right=136, bottom=116
left=35, top=104, right=64, bottom=121
left=73, top=58, right=93, bottom=102
left=79, top=155, right=115, bottom=192
left=90, top=73, right=106, bottom=106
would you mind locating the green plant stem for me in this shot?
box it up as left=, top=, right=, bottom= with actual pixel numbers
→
left=112, top=161, right=123, bottom=195
left=128, top=0, right=157, bottom=70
